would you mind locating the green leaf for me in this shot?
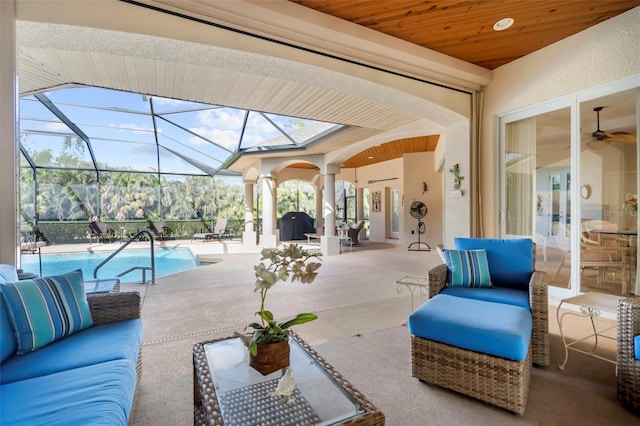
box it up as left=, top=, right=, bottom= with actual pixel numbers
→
left=279, top=312, right=318, bottom=329
left=245, top=322, right=264, bottom=330
left=258, top=310, right=274, bottom=322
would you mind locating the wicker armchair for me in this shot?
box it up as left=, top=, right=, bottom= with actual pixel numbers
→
left=426, top=242, right=549, bottom=368
left=617, top=297, right=640, bottom=414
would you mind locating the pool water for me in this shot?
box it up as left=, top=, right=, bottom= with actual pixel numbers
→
left=20, top=247, right=200, bottom=283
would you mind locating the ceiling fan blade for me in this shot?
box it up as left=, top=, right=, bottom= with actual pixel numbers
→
left=586, top=139, right=608, bottom=150
left=607, top=132, right=636, bottom=143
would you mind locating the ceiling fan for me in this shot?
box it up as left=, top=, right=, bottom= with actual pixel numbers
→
left=586, top=106, right=636, bottom=150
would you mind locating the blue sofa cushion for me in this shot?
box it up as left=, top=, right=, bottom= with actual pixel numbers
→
left=1, top=318, right=142, bottom=384
left=454, top=238, right=534, bottom=290
left=0, top=297, right=17, bottom=363
left=0, top=359, right=136, bottom=426
left=0, top=270, right=92, bottom=354
left=440, top=286, right=531, bottom=310
left=408, top=294, right=532, bottom=361
left=0, top=264, right=18, bottom=284
left=443, top=249, right=492, bottom=287
left=635, top=335, right=640, bottom=360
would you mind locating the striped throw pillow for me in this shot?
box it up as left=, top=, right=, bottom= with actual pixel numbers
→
left=444, top=249, right=493, bottom=288
left=0, top=270, right=93, bottom=354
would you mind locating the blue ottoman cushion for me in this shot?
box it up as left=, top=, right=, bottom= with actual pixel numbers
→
left=440, top=286, right=530, bottom=310
left=408, top=294, right=532, bottom=361
left=635, top=335, right=640, bottom=360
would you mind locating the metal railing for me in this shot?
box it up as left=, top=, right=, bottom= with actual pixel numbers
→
left=93, top=230, right=156, bottom=284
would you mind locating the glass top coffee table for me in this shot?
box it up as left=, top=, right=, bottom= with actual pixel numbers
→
left=193, top=332, right=384, bottom=426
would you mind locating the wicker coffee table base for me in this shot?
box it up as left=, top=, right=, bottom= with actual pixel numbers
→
left=411, top=335, right=532, bottom=415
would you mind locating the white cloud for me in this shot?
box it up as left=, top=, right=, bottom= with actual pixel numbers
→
left=188, top=128, right=239, bottom=150
left=44, top=122, right=69, bottom=132
left=197, top=108, right=245, bottom=128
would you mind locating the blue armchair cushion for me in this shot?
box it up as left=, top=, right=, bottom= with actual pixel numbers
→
left=443, top=249, right=492, bottom=287
left=635, top=335, right=640, bottom=360
left=454, top=238, right=534, bottom=289
left=0, top=270, right=92, bottom=354
left=408, top=294, right=532, bottom=361
left=0, top=359, right=136, bottom=426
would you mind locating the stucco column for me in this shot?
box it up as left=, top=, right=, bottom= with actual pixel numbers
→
left=356, top=186, right=364, bottom=241
left=315, top=185, right=323, bottom=234
left=260, top=175, right=278, bottom=248
left=321, top=168, right=341, bottom=255
left=243, top=181, right=257, bottom=247
left=244, top=182, right=254, bottom=232
left=323, top=173, right=336, bottom=236
left=0, top=1, right=18, bottom=266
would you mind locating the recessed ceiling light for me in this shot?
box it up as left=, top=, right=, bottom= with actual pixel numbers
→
left=493, top=18, right=514, bottom=31
left=368, top=156, right=374, bottom=160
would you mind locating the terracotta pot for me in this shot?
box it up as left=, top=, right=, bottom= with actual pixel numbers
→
left=249, top=340, right=290, bottom=375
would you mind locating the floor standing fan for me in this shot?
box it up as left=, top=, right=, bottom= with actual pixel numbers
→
left=408, top=201, right=431, bottom=252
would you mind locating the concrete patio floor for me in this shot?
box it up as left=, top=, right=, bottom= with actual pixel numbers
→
left=28, top=238, right=595, bottom=425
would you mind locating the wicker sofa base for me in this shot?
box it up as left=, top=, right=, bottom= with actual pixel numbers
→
left=411, top=335, right=532, bottom=415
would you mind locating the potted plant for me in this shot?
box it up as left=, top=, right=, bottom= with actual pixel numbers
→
left=246, top=243, right=322, bottom=375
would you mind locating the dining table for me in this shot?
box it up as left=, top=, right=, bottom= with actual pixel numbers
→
left=591, top=228, right=637, bottom=295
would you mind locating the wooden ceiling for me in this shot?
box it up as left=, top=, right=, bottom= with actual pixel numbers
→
left=290, top=1, right=640, bottom=70
left=291, top=135, right=440, bottom=169
left=285, top=1, right=639, bottom=171
left=342, top=135, right=440, bottom=168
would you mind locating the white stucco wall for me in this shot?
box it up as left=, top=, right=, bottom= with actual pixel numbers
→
left=481, top=7, right=640, bottom=237
left=403, top=152, right=443, bottom=249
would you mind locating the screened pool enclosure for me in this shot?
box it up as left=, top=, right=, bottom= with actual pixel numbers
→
left=19, top=86, right=344, bottom=244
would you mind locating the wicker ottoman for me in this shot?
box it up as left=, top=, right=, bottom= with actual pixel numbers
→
left=408, top=294, right=533, bottom=415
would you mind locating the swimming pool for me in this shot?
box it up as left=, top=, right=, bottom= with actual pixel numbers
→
left=20, top=247, right=200, bottom=283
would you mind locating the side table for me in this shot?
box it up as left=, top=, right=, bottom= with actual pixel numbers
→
left=556, top=292, right=622, bottom=371
left=396, top=275, right=429, bottom=313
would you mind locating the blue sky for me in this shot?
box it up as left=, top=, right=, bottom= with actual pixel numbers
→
left=20, top=86, right=338, bottom=175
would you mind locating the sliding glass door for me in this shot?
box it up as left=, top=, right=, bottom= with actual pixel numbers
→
left=500, top=82, right=638, bottom=298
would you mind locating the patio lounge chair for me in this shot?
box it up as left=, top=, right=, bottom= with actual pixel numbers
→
left=192, top=219, right=228, bottom=242
left=89, top=221, right=112, bottom=244
left=149, top=221, right=169, bottom=241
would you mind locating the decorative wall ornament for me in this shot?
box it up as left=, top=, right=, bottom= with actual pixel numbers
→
left=449, top=163, right=464, bottom=189
left=537, top=194, right=544, bottom=214
left=422, top=182, right=428, bottom=193
left=372, top=191, right=382, bottom=213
